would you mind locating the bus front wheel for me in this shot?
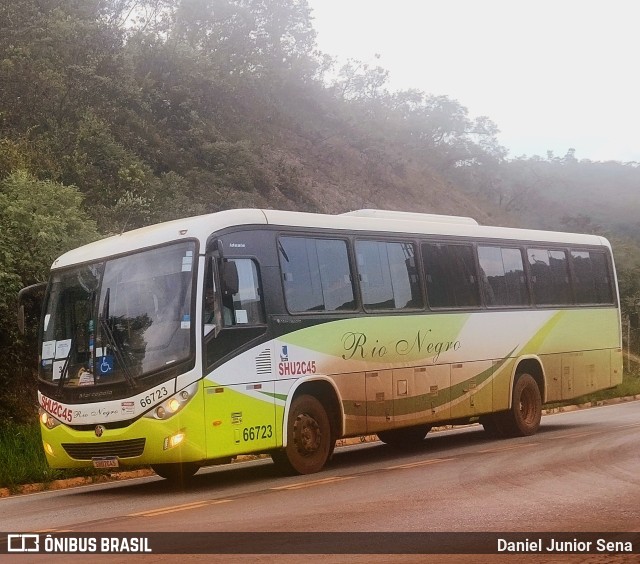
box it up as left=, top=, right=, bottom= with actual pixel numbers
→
left=498, top=373, right=542, bottom=437
left=271, top=394, right=333, bottom=475
left=151, top=462, right=200, bottom=483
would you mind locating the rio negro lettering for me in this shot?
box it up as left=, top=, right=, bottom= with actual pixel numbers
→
left=341, top=330, right=461, bottom=363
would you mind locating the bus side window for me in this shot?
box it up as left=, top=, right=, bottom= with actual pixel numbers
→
left=478, top=246, right=529, bottom=307
left=422, top=242, right=480, bottom=308
left=571, top=249, right=614, bottom=304
left=356, top=240, right=422, bottom=310
left=527, top=248, right=571, bottom=305
left=278, top=236, right=355, bottom=312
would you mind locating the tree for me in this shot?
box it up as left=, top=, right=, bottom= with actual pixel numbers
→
left=0, top=171, right=99, bottom=422
left=333, top=56, right=390, bottom=101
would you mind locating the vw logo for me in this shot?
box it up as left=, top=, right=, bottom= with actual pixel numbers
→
left=95, top=425, right=105, bottom=438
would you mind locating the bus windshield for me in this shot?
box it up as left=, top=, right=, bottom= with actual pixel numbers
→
left=39, top=241, right=196, bottom=388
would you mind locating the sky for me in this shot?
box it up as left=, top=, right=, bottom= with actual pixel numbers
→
left=307, top=0, right=640, bottom=162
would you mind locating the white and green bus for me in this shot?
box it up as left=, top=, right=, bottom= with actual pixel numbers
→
left=31, top=208, right=623, bottom=481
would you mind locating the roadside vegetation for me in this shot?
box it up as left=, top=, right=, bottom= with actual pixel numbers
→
left=0, top=422, right=100, bottom=490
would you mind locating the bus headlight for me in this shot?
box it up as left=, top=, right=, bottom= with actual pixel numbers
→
left=39, top=408, right=61, bottom=430
left=144, top=382, right=198, bottom=420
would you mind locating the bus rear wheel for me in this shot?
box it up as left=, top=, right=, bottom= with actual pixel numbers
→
left=271, top=394, right=333, bottom=475
left=497, top=373, right=542, bottom=437
left=377, top=424, right=431, bottom=447
left=151, top=462, right=200, bottom=483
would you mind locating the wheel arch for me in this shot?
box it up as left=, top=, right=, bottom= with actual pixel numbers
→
left=509, top=355, right=547, bottom=406
left=281, top=376, right=344, bottom=447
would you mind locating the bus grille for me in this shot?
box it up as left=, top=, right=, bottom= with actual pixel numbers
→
left=62, top=438, right=146, bottom=460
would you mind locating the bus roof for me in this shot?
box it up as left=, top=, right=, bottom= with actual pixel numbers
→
left=51, top=208, right=610, bottom=270
left=341, top=209, right=479, bottom=225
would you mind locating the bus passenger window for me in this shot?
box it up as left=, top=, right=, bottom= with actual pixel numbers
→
left=356, top=240, right=422, bottom=310
left=278, top=237, right=355, bottom=313
left=422, top=243, right=480, bottom=308
left=571, top=250, right=614, bottom=304
left=478, top=246, right=529, bottom=307
left=527, top=248, right=571, bottom=305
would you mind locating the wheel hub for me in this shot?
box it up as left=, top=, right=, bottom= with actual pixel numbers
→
left=519, top=388, right=535, bottom=423
left=294, top=413, right=321, bottom=456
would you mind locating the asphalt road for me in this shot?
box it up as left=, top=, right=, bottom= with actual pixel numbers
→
left=1, top=401, right=639, bottom=563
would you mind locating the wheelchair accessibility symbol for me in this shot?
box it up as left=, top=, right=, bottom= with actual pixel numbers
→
left=97, top=355, right=114, bottom=375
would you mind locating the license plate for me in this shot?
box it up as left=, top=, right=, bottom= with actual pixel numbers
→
left=92, top=457, right=119, bottom=468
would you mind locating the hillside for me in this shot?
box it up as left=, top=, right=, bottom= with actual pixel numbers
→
left=0, top=1, right=505, bottom=232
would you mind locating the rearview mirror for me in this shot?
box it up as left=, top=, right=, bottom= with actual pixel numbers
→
left=17, top=282, right=47, bottom=335
left=222, top=261, right=239, bottom=297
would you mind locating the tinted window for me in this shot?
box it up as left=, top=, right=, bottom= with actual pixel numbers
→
left=571, top=250, right=614, bottom=304
left=279, top=237, right=355, bottom=312
left=422, top=243, right=480, bottom=308
left=356, top=240, right=422, bottom=310
left=528, top=248, right=571, bottom=305
left=478, top=246, right=529, bottom=306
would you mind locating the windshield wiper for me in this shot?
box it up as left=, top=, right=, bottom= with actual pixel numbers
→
left=56, top=341, right=73, bottom=392
left=99, top=289, right=137, bottom=390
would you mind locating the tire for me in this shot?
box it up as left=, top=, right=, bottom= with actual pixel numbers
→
left=497, top=373, right=542, bottom=437
left=377, top=424, right=431, bottom=447
left=271, top=394, right=334, bottom=475
left=479, top=415, right=504, bottom=438
left=151, top=462, right=200, bottom=483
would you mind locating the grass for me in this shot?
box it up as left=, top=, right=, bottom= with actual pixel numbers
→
left=2, top=370, right=639, bottom=490
left=0, top=422, right=104, bottom=490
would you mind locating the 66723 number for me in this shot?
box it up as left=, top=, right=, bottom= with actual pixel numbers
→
left=139, top=386, right=168, bottom=408
left=243, top=425, right=273, bottom=441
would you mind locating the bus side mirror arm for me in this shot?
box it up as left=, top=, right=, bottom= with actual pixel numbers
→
left=207, top=238, right=224, bottom=258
